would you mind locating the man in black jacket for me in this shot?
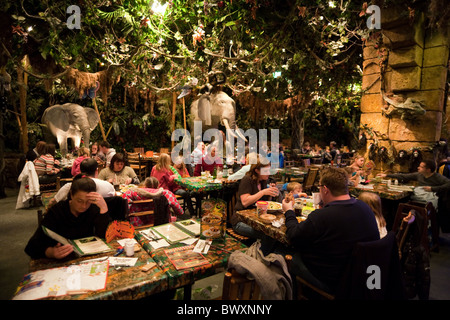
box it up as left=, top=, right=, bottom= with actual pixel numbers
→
left=281, top=167, right=380, bottom=294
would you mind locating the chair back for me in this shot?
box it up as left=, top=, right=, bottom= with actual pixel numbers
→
left=105, top=196, right=129, bottom=221
left=222, top=270, right=262, bottom=300
left=392, top=203, right=429, bottom=254
left=302, top=167, right=319, bottom=191
left=284, top=160, right=295, bottom=168
left=127, top=152, right=147, bottom=181
left=128, top=193, right=170, bottom=229
left=336, top=231, right=406, bottom=300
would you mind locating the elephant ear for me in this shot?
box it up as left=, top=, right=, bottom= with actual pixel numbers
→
left=84, top=107, right=100, bottom=130
left=197, top=94, right=212, bottom=126
left=42, top=105, right=70, bottom=131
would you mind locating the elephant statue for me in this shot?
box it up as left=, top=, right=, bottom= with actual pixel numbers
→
left=42, top=103, right=100, bottom=156
left=190, top=89, right=247, bottom=142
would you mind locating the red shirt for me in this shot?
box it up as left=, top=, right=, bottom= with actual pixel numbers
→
left=194, top=156, right=223, bottom=176
left=150, top=166, right=180, bottom=193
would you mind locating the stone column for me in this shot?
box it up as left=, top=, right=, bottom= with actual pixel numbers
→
left=359, top=6, right=449, bottom=174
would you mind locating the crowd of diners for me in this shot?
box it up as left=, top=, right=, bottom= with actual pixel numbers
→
left=23, top=138, right=450, bottom=299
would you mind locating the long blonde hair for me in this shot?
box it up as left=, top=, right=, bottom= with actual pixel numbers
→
left=155, top=153, right=172, bottom=171
left=358, top=192, right=386, bottom=228
left=78, top=147, right=90, bottom=157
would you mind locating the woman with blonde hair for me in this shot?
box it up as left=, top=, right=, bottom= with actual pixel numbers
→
left=173, top=155, right=190, bottom=178
left=358, top=192, right=387, bottom=238
left=151, top=153, right=195, bottom=215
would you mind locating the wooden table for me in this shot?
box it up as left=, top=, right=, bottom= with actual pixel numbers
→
left=235, top=208, right=290, bottom=245
left=19, top=239, right=168, bottom=300
left=349, top=184, right=414, bottom=201
left=135, top=230, right=247, bottom=299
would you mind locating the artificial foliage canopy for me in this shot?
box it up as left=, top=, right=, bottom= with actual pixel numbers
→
left=4, top=0, right=437, bottom=150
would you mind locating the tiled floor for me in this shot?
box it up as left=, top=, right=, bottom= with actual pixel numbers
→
left=1, top=187, right=449, bottom=300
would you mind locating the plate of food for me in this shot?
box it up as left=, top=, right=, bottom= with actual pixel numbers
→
left=259, top=213, right=277, bottom=224
left=267, top=201, right=282, bottom=213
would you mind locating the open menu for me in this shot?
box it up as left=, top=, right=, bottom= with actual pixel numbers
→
left=174, top=219, right=201, bottom=236
left=149, top=219, right=201, bottom=244
left=42, top=226, right=113, bottom=257
left=164, top=245, right=210, bottom=270
left=13, top=260, right=109, bottom=300
left=151, top=223, right=193, bottom=244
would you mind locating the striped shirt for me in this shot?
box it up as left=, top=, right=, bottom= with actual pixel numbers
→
left=33, top=154, right=58, bottom=176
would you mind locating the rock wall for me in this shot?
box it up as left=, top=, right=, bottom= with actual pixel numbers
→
left=359, top=6, right=449, bottom=174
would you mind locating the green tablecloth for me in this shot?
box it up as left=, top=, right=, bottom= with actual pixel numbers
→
left=174, top=176, right=224, bottom=193
left=135, top=231, right=246, bottom=289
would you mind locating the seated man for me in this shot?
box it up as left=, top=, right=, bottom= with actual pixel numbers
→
left=379, top=159, right=450, bottom=209
left=281, top=167, right=380, bottom=294
left=48, top=158, right=115, bottom=208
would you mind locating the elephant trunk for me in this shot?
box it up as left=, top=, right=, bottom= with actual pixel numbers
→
left=82, top=128, right=91, bottom=148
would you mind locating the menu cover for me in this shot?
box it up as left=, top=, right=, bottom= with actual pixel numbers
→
left=13, top=260, right=109, bottom=300
left=201, top=199, right=227, bottom=239
left=43, top=226, right=113, bottom=257
left=164, top=245, right=210, bottom=270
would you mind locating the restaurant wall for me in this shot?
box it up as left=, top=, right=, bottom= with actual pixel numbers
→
left=359, top=6, right=449, bottom=174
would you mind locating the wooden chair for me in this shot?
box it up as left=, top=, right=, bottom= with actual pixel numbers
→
left=284, top=160, right=295, bottom=168
left=127, top=152, right=147, bottom=181
left=295, top=276, right=335, bottom=300
left=222, top=269, right=262, bottom=300
left=302, top=167, right=319, bottom=194
left=222, top=255, right=292, bottom=300
left=127, top=194, right=170, bottom=229
left=226, top=228, right=249, bottom=242
left=33, top=176, right=62, bottom=207
left=392, top=202, right=431, bottom=254
left=407, top=200, right=439, bottom=252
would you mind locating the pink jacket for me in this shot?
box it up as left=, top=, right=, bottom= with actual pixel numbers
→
left=71, top=156, right=88, bottom=176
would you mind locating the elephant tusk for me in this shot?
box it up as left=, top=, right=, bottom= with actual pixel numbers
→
left=222, top=118, right=239, bottom=139
left=235, top=124, right=248, bottom=142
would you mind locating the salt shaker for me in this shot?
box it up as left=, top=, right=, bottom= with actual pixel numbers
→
left=124, top=240, right=135, bottom=257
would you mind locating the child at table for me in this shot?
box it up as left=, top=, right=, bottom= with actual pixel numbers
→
left=358, top=192, right=387, bottom=238
left=280, top=181, right=308, bottom=199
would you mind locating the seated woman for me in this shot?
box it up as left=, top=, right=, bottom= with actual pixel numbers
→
left=231, top=157, right=280, bottom=253
left=347, top=154, right=366, bottom=184
left=33, top=143, right=61, bottom=184
left=121, top=177, right=185, bottom=227
left=90, top=142, right=106, bottom=163
left=193, top=146, right=223, bottom=176
left=24, top=177, right=111, bottom=259
left=98, top=153, right=139, bottom=185
left=173, top=155, right=190, bottom=178
left=71, top=147, right=90, bottom=176
left=151, top=153, right=195, bottom=215
left=26, top=140, right=47, bottom=162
